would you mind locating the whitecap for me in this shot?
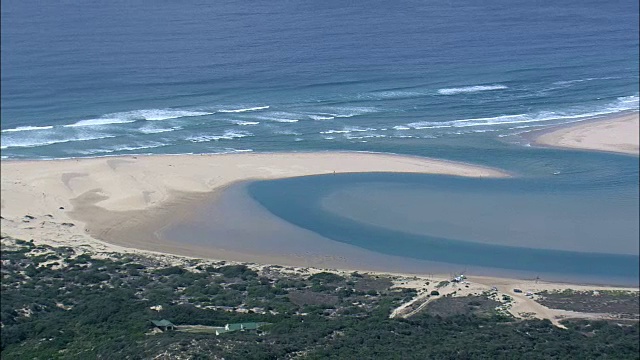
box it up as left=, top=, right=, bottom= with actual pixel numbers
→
left=232, top=120, right=260, bottom=126
left=1, top=134, right=116, bottom=150
left=253, top=111, right=301, bottom=123
left=186, top=130, right=252, bottom=142
left=2, top=125, right=54, bottom=133
left=320, top=127, right=377, bottom=135
left=405, top=95, right=639, bottom=131
left=324, top=107, right=378, bottom=118
left=553, top=76, right=620, bottom=86
left=270, top=118, right=298, bottom=123
left=64, top=118, right=136, bottom=128
left=125, top=109, right=214, bottom=121
left=218, top=106, right=270, bottom=113
left=308, top=115, right=335, bottom=121
left=219, top=148, right=254, bottom=154
left=437, top=84, right=508, bottom=95
left=138, top=126, right=182, bottom=134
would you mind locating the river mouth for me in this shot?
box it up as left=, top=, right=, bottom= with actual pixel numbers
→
left=161, top=171, right=639, bottom=286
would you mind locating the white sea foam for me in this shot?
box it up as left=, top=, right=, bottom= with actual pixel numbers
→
left=553, top=76, right=620, bottom=86
left=406, top=95, right=639, bottom=130
left=361, top=90, right=424, bottom=100
left=125, top=109, right=213, bottom=121
left=74, top=142, right=168, bottom=155
left=1, top=134, right=116, bottom=150
left=218, top=106, right=270, bottom=113
left=321, top=107, right=377, bottom=118
left=437, top=84, right=508, bottom=95
left=64, top=118, right=136, bottom=128
left=253, top=112, right=301, bottom=123
left=186, top=130, right=252, bottom=143
left=232, top=120, right=260, bottom=126
left=392, top=135, right=419, bottom=138
left=392, top=125, right=410, bottom=131
left=320, top=130, right=350, bottom=134
left=62, top=109, right=212, bottom=127
left=308, top=115, right=335, bottom=121
left=217, top=148, right=254, bottom=154
left=320, top=127, right=377, bottom=135
left=345, top=133, right=387, bottom=140
left=272, top=118, right=299, bottom=123
left=2, top=125, right=54, bottom=133
left=274, top=130, right=301, bottom=135
left=138, top=126, right=181, bottom=134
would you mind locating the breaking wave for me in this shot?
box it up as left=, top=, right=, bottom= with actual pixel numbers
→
left=1, top=134, right=116, bottom=150
left=218, top=106, right=270, bottom=113
left=407, top=95, right=639, bottom=130
left=186, top=130, right=252, bottom=142
left=437, top=84, right=508, bottom=95
left=2, top=125, right=54, bottom=133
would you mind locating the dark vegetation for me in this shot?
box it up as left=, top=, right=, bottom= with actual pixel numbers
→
left=1, top=238, right=639, bottom=359
left=536, top=289, right=640, bottom=319
left=423, top=295, right=501, bottom=318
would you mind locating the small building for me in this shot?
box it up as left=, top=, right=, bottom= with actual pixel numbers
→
left=151, top=319, right=176, bottom=331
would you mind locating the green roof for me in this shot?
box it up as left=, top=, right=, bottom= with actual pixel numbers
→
left=151, top=320, right=175, bottom=327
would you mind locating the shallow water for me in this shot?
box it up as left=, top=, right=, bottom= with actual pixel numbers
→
left=247, top=169, right=639, bottom=285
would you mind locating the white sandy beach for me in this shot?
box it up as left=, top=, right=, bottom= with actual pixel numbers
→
left=0, top=152, right=506, bottom=256
left=534, top=113, right=639, bottom=155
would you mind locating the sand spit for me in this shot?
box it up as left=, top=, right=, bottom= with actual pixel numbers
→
left=0, top=151, right=506, bottom=259
left=534, top=112, right=639, bottom=155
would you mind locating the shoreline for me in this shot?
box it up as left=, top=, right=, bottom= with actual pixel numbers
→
left=0, top=151, right=636, bottom=288
left=529, top=112, right=639, bottom=155
left=1, top=150, right=637, bottom=325
left=1, top=151, right=507, bottom=268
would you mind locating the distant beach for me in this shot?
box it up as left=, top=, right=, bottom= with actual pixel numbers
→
left=532, top=112, right=639, bottom=155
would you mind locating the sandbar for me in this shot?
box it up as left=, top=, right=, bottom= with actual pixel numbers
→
left=0, top=151, right=507, bottom=260
left=533, top=112, right=639, bottom=155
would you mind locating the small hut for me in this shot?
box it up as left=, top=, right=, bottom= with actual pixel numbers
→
left=151, top=319, right=176, bottom=331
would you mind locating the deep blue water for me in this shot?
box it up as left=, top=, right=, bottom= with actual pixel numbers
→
left=1, top=0, right=638, bottom=159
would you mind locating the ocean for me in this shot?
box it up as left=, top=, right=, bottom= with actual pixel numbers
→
left=1, top=0, right=638, bottom=159
left=2, top=1, right=639, bottom=283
